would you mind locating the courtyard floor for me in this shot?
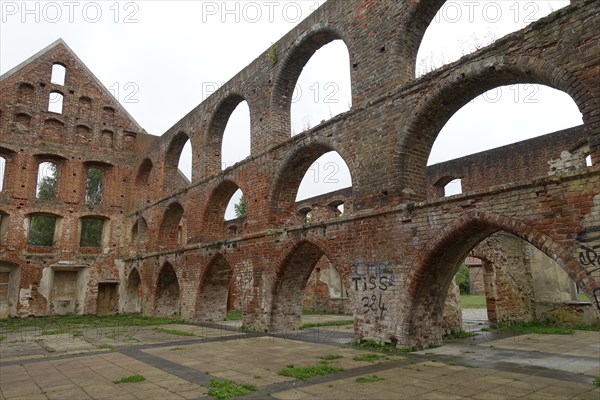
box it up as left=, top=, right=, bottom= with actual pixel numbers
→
left=0, top=314, right=598, bottom=400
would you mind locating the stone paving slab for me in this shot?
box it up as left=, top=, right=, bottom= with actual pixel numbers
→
left=0, top=324, right=241, bottom=363
left=2, top=320, right=599, bottom=399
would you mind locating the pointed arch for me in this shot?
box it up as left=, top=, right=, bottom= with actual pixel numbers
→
left=155, top=262, right=180, bottom=316
left=406, top=210, right=597, bottom=347
left=268, top=239, right=348, bottom=332
left=196, top=253, right=234, bottom=322
left=135, top=158, right=154, bottom=204
left=164, top=131, right=192, bottom=188
left=158, top=202, right=184, bottom=249
left=131, top=216, right=148, bottom=251
left=269, top=140, right=354, bottom=222
left=202, top=180, right=246, bottom=241
left=398, top=57, right=600, bottom=199
left=206, top=93, right=251, bottom=174
left=124, top=267, right=142, bottom=313
left=271, top=26, right=352, bottom=139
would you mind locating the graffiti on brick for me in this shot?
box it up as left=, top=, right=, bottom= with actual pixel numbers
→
left=576, top=226, right=600, bottom=275
left=352, top=261, right=394, bottom=320
left=361, top=293, right=387, bottom=319
left=351, top=261, right=395, bottom=291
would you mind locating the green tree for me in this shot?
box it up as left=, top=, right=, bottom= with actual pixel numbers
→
left=36, top=162, right=57, bottom=201
left=234, top=195, right=247, bottom=218
left=28, top=215, right=56, bottom=246
left=455, top=263, right=471, bottom=295
left=85, top=168, right=103, bottom=205
left=80, top=218, right=103, bottom=247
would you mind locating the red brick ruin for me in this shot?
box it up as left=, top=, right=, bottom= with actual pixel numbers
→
left=1, top=0, right=599, bottom=347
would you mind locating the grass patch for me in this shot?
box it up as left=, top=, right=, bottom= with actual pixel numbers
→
left=0, top=335, right=5, bottom=342
left=302, top=320, right=353, bottom=329
left=317, top=354, right=343, bottom=360
left=444, top=331, right=478, bottom=339
left=491, top=321, right=597, bottom=335
left=356, top=375, right=384, bottom=383
left=350, top=339, right=409, bottom=353
left=113, top=374, right=145, bottom=384
left=207, top=379, right=257, bottom=399
left=170, top=346, right=185, bottom=351
left=153, top=327, right=194, bottom=337
left=41, top=328, right=66, bottom=335
left=0, top=314, right=185, bottom=333
left=579, top=293, right=589, bottom=302
left=302, top=309, right=350, bottom=316
left=95, top=344, right=115, bottom=350
left=460, top=295, right=486, bottom=309
left=352, top=353, right=383, bottom=362
left=225, top=310, right=242, bottom=321
left=278, top=364, right=344, bottom=380
left=572, top=324, right=600, bottom=332
left=594, top=377, right=600, bottom=387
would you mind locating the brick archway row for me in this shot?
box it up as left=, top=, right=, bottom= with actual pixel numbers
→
left=131, top=3, right=600, bottom=231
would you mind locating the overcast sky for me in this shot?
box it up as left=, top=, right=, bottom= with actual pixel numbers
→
left=1, top=1, right=583, bottom=214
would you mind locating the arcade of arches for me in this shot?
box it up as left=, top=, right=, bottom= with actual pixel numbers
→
left=0, top=0, right=599, bottom=348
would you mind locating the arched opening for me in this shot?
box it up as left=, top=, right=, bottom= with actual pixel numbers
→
left=290, top=40, right=351, bottom=135
left=135, top=158, right=153, bottom=204
left=204, top=181, right=246, bottom=240
left=131, top=216, right=148, bottom=251
left=179, top=140, right=192, bottom=181
left=78, top=96, right=92, bottom=115
left=79, top=217, right=105, bottom=248
left=27, top=213, right=60, bottom=247
left=36, top=161, right=58, bottom=201
left=303, top=255, right=350, bottom=315
left=101, top=130, right=114, bottom=149
left=165, top=131, right=192, bottom=189
left=18, top=83, right=34, bottom=104
left=407, top=212, right=596, bottom=348
left=224, top=189, right=245, bottom=222
left=0, top=261, right=20, bottom=318
left=85, top=167, right=104, bottom=205
left=48, top=91, right=64, bottom=114
left=296, top=151, right=352, bottom=201
left=155, top=263, right=180, bottom=316
left=0, top=156, right=5, bottom=192
left=15, top=113, right=32, bottom=131
left=401, top=61, right=592, bottom=200
left=0, top=211, right=8, bottom=238
left=158, top=202, right=185, bottom=249
left=416, top=1, right=569, bottom=77
left=50, top=63, right=66, bottom=85
left=270, top=241, right=349, bottom=331
left=455, top=232, right=588, bottom=333
left=272, top=28, right=352, bottom=138
left=197, top=254, right=234, bottom=322
left=271, top=144, right=353, bottom=223
left=75, top=125, right=91, bottom=144
left=428, top=85, right=583, bottom=166
left=220, top=100, right=251, bottom=170
left=124, top=268, right=142, bottom=314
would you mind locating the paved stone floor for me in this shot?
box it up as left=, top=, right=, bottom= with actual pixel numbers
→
left=1, top=316, right=598, bottom=399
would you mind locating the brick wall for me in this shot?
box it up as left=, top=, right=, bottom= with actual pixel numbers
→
left=1, top=1, right=599, bottom=349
